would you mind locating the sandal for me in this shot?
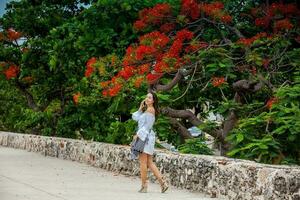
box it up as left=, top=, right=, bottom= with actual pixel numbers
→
left=138, top=185, right=147, bottom=193
left=160, top=177, right=169, bottom=193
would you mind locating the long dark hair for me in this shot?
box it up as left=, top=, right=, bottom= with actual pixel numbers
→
left=151, top=91, right=159, bottom=118
left=142, top=91, right=159, bottom=118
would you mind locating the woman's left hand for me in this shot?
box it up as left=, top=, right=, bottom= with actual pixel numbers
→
left=133, top=134, right=138, bottom=140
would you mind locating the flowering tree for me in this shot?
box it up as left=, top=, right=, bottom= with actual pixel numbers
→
left=84, top=0, right=300, bottom=163
left=1, top=0, right=299, bottom=164
left=0, top=0, right=171, bottom=138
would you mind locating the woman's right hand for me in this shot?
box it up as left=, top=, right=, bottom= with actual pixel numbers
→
left=139, top=99, right=146, bottom=111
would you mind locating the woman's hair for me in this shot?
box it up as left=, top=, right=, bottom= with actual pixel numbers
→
left=151, top=91, right=159, bottom=118
left=142, top=91, right=159, bottom=118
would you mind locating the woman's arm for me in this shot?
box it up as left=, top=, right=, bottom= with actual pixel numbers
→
left=132, top=100, right=146, bottom=121
left=136, top=114, right=155, bottom=141
left=132, top=110, right=142, bottom=121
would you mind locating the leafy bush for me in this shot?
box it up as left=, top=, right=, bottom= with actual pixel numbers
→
left=227, top=73, right=300, bottom=165
left=178, top=137, right=214, bottom=155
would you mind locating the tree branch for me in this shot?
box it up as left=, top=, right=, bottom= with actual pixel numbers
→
left=14, top=80, right=40, bottom=111
left=153, top=68, right=194, bottom=92
left=168, top=117, right=193, bottom=139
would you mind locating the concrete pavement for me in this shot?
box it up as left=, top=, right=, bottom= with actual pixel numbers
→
left=0, top=146, right=220, bottom=200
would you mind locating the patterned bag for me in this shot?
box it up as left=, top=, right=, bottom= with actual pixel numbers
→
left=131, top=135, right=149, bottom=153
left=130, top=131, right=151, bottom=160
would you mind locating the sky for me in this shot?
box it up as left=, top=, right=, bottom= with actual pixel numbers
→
left=0, top=0, right=14, bottom=17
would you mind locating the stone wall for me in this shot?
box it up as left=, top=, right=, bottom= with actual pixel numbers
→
left=0, top=131, right=299, bottom=200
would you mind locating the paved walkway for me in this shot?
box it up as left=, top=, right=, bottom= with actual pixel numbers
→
left=0, top=146, right=219, bottom=200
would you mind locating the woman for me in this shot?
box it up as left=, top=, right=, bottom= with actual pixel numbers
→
left=131, top=92, right=169, bottom=193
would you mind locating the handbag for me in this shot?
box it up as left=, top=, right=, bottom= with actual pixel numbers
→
left=130, top=129, right=151, bottom=159
left=130, top=135, right=149, bottom=153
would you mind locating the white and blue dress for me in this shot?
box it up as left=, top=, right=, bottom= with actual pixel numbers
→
left=132, top=110, right=156, bottom=155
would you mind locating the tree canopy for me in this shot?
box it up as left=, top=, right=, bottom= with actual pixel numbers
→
left=1, top=0, right=299, bottom=165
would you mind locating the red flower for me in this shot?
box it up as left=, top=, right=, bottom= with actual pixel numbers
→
left=85, top=57, right=97, bottom=78
left=274, top=18, right=293, bottom=32
left=185, top=41, right=208, bottom=53
left=139, top=31, right=170, bottom=49
left=134, top=77, right=144, bottom=88
left=212, top=76, right=226, bottom=87
left=111, top=55, right=117, bottom=66
left=123, top=46, right=136, bottom=67
left=212, top=2, right=224, bottom=9
left=134, top=20, right=147, bottom=31
left=102, top=90, right=109, bottom=97
left=282, top=3, right=299, bottom=15
left=268, top=3, right=284, bottom=16
left=149, top=3, right=171, bottom=17
left=73, top=92, right=81, bottom=105
left=221, top=15, right=232, bottom=23
left=146, top=73, right=163, bottom=84
left=201, top=2, right=224, bottom=17
left=138, top=64, right=151, bottom=75
left=86, top=57, right=97, bottom=68
left=154, top=61, right=169, bottom=73
left=268, top=3, right=299, bottom=16
left=168, top=39, right=183, bottom=57
left=159, top=23, right=176, bottom=33
left=237, top=38, right=254, bottom=46
left=7, top=28, right=21, bottom=41
left=137, top=3, right=171, bottom=26
left=3, top=65, right=20, bottom=80
left=152, top=34, right=170, bottom=49
left=135, top=45, right=156, bottom=60
left=118, top=66, right=135, bottom=80
left=108, top=83, right=122, bottom=97
left=181, top=0, right=200, bottom=20
left=155, top=53, right=164, bottom=62
left=111, top=76, right=122, bottom=84
left=255, top=17, right=270, bottom=28
left=266, top=97, right=278, bottom=109
left=100, top=81, right=111, bottom=88
left=162, top=55, right=181, bottom=71
left=176, top=29, right=194, bottom=41
left=125, top=46, right=134, bottom=55
left=237, top=32, right=267, bottom=46
left=84, top=66, right=94, bottom=77
left=253, top=32, right=267, bottom=40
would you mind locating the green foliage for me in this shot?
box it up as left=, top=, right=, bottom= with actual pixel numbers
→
left=227, top=74, right=300, bottom=165
left=106, top=119, right=136, bottom=145
left=154, top=116, right=181, bottom=146
left=0, top=79, right=26, bottom=131
left=0, top=0, right=168, bottom=139
left=178, top=137, right=214, bottom=155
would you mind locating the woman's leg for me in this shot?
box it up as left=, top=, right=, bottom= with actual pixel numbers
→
left=147, top=155, right=163, bottom=184
left=147, top=154, right=169, bottom=193
left=139, top=153, right=148, bottom=187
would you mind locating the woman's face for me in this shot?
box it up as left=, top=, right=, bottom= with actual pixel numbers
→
left=145, top=93, right=154, bottom=106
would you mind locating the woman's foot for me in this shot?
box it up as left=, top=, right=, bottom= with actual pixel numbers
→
left=160, top=177, right=169, bottom=193
left=138, top=185, right=147, bottom=193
